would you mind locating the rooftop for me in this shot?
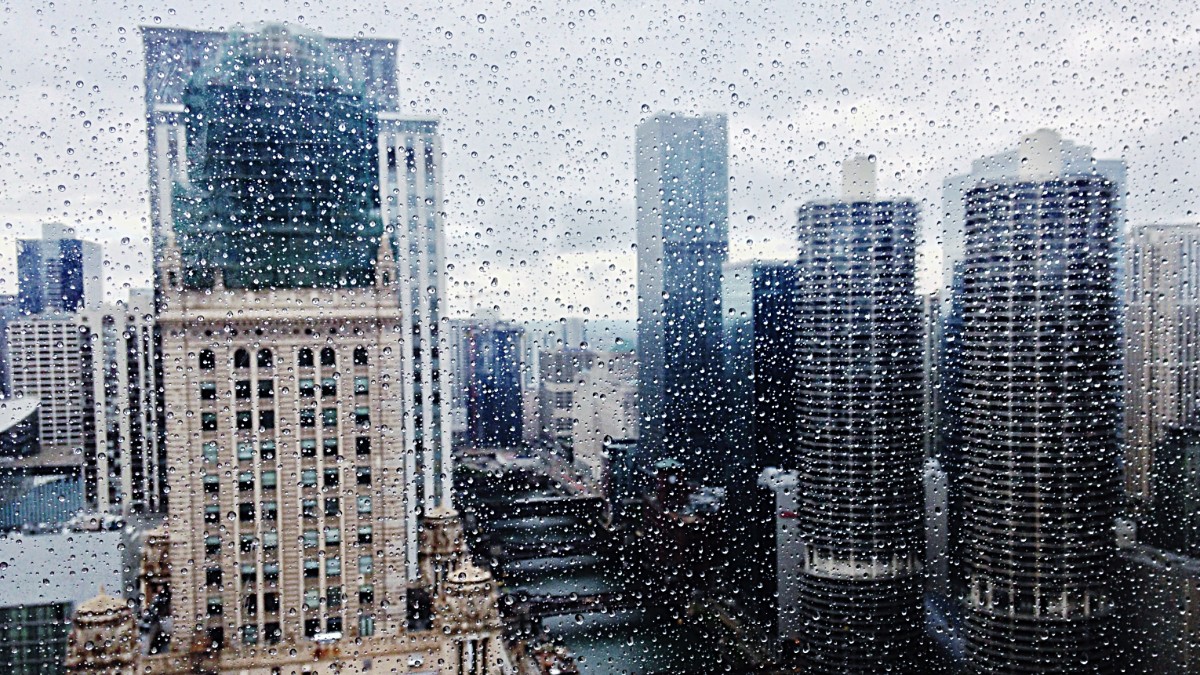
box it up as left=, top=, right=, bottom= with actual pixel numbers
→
left=0, top=396, right=38, bottom=433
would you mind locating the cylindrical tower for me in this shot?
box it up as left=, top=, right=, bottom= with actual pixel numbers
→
left=792, top=157, right=924, bottom=673
left=958, top=175, right=1120, bottom=674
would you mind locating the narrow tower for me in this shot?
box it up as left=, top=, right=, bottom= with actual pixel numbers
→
left=635, top=112, right=728, bottom=480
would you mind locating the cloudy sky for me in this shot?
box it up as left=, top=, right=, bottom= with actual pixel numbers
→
left=0, top=0, right=1196, bottom=320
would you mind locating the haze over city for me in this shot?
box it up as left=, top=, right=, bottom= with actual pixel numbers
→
left=2, top=0, right=1197, bottom=318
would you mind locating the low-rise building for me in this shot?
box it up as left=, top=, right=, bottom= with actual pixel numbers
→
left=0, top=530, right=126, bottom=675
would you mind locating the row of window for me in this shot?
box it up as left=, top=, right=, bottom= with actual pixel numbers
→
left=298, top=555, right=374, bottom=578
left=201, top=376, right=371, bottom=401
left=202, top=437, right=373, bottom=465
left=199, top=346, right=370, bottom=371
left=302, top=525, right=374, bottom=546
left=202, top=494, right=374, bottom=535
left=201, top=407, right=370, bottom=432
left=300, top=467, right=372, bottom=488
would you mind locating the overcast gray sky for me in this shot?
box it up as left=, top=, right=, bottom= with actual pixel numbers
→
left=1, top=0, right=1196, bottom=319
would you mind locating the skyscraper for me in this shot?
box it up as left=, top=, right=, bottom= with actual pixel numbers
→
left=6, top=316, right=97, bottom=502
left=721, top=260, right=798, bottom=472
left=791, top=157, right=924, bottom=673
left=144, top=27, right=504, bottom=670
left=143, top=26, right=452, bottom=516
left=78, top=292, right=163, bottom=515
left=935, top=131, right=1126, bottom=529
left=16, top=223, right=103, bottom=316
left=956, top=135, right=1120, bottom=673
left=1124, top=223, right=1200, bottom=503
left=4, top=299, right=162, bottom=518
left=635, top=112, right=728, bottom=480
left=463, top=319, right=525, bottom=447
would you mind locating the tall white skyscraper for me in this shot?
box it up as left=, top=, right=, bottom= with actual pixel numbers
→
left=5, top=297, right=161, bottom=516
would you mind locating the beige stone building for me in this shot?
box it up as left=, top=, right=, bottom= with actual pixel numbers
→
left=60, top=24, right=512, bottom=675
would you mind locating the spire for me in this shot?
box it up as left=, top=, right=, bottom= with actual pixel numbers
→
left=159, top=230, right=185, bottom=308
left=375, top=227, right=396, bottom=289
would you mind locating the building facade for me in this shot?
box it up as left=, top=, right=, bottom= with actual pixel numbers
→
left=79, top=293, right=163, bottom=515
left=571, top=352, right=638, bottom=488
left=635, top=113, right=728, bottom=481
left=462, top=320, right=525, bottom=448
left=143, top=21, right=452, bottom=525
left=956, top=157, right=1120, bottom=672
left=6, top=316, right=96, bottom=499
left=5, top=300, right=162, bottom=517
left=143, top=25, right=495, bottom=670
left=791, top=157, right=924, bottom=673
left=721, top=260, right=798, bottom=472
left=16, top=223, right=103, bottom=316
left=1125, top=223, right=1200, bottom=503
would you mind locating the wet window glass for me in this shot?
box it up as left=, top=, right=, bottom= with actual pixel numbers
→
left=1, top=4, right=1192, bottom=675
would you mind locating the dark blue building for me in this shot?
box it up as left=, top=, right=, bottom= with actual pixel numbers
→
left=465, top=321, right=525, bottom=447
left=722, top=261, right=799, bottom=472
left=16, top=224, right=102, bottom=316
left=721, top=260, right=799, bottom=633
left=635, top=113, right=728, bottom=482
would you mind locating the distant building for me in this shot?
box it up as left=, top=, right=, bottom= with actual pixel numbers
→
left=923, top=458, right=950, bottom=599
left=78, top=293, right=163, bottom=515
left=571, top=352, right=638, bottom=487
left=463, top=320, right=526, bottom=447
left=721, top=260, right=798, bottom=472
left=6, top=317, right=95, bottom=501
left=636, top=113, right=728, bottom=481
left=538, top=348, right=597, bottom=452
left=0, top=530, right=125, bottom=675
left=757, top=468, right=801, bottom=648
left=0, top=295, right=21, bottom=398
left=16, top=223, right=103, bottom=316
left=604, top=439, right=644, bottom=517
left=1125, top=223, right=1200, bottom=503
left=1114, top=542, right=1200, bottom=672
left=1146, top=422, right=1200, bottom=557
left=5, top=299, right=163, bottom=517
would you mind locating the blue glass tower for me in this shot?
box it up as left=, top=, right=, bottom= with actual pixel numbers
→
left=635, top=112, right=728, bottom=481
left=17, top=224, right=102, bottom=315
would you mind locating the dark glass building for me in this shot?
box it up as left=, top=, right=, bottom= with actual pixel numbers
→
left=722, top=261, right=799, bottom=472
left=16, top=224, right=102, bottom=315
left=957, top=174, right=1120, bottom=674
left=635, top=113, right=728, bottom=481
left=171, top=26, right=381, bottom=289
left=791, top=158, right=924, bottom=673
left=465, top=321, right=525, bottom=447
left=721, top=260, right=799, bottom=631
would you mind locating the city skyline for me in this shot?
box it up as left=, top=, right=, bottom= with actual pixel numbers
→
left=1, top=7, right=1198, bottom=674
left=2, top=1, right=1197, bottom=320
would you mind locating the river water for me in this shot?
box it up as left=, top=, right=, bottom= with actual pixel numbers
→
left=490, top=515, right=726, bottom=674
